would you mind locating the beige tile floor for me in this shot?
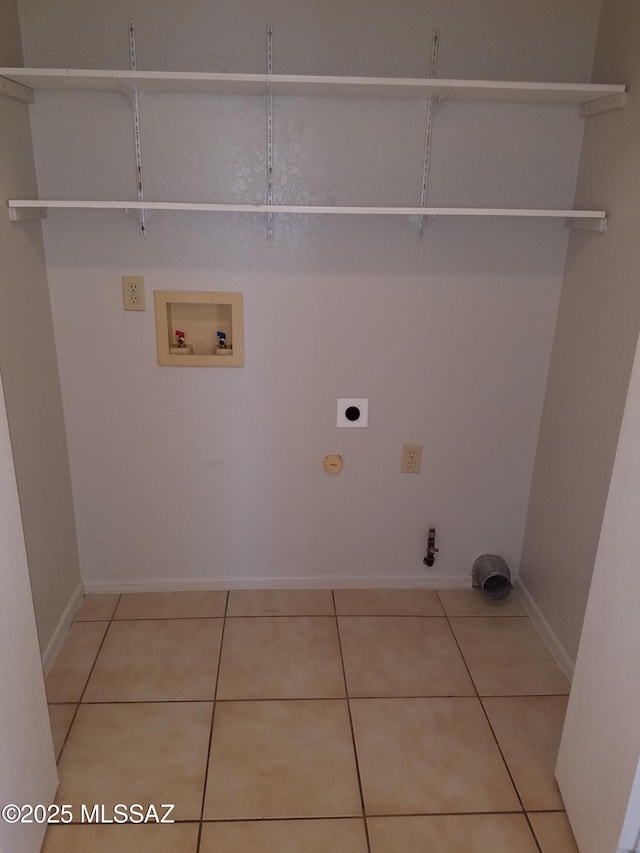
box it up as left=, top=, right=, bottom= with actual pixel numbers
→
left=42, top=588, right=579, bottom=853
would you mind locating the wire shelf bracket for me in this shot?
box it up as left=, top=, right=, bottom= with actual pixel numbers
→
left=128, top=20, right=147, bottom=237
left=417, top=28, right=440, bottom=241
left=266, top=24, right=274, bottom=241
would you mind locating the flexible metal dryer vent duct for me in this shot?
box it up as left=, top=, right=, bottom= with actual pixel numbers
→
left=472, top=554, right=512, bottom=601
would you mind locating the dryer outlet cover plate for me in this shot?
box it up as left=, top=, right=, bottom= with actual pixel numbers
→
left=337, top=398, right=369, bottom=428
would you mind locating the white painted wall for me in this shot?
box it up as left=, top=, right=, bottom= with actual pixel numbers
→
left=0, top=0, right=81, bottom=655
left=556, top=314, right=640, bottom=853
left=520, top=0, right=640, bottom=664
left=0, top=370, right=58, bottom=853
left=18, top=0, right=601, bottom=590
left=618, top=760, right=640, bottom=853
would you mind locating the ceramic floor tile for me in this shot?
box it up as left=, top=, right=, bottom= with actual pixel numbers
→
left=55, top=702, right=212, bottom=820
left=351, top=697, right=520, bottom=815
left=367, top=814, right=540, bottom=852
left=48, top=704, right=76, bottom=760
left=204, top=699, right=361, bottom=819
left=438, top=588, right=526, bottom=617
left=483, top=696, right=568, bottom=810
left=41, top=823, right=199, bottom=852
left=200, top=819, right=368, bottom=853
left=334, top=588, right=444, bottom=616
left=449, top=617, right=570, bottom=695
left=217, top=616, right=344, bottom=699
left=227, top=588, right=334, bottom=616
left=83, top=618, right=222, bottom=701
left=45, top=622, right=109, bottom=702
left=529, top=812, right=580, bottom=853
left=338, top=616, right=474, bottom=697
left=114, top=590, right=226, bottom=619
left=75, top=594, right=120, bottom=621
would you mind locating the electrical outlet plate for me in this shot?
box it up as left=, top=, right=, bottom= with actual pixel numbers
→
left=401, top=443, right=422, bottom=473
left=122, top=275, right=145, bottom=311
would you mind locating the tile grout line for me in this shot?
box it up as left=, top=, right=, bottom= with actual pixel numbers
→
left=196, top=590, right=229, bottom=853
left=55, top=594, right=122, bottom=764
left=82, top=615, right=536, bottom=623
left=196, top=808, right=546, bottom=820
left=53, top=808, right=565, bottom=828
left=332, top=590, right=373, bottom=853
left=76, top=594, right=121, bottom=702
left=47, top=691, right=572, bottom=705
left=81, top=613, right=528, bottom=621
left=437, top=591, right=545, bottom=853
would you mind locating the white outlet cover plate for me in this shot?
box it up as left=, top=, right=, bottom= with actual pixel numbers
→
left=337, top=398, right=369, bottom=428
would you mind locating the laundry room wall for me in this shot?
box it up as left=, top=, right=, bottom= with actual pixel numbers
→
left=0, top=0, right=81, bottom=656
left=17, top=0, right=601, bottom=590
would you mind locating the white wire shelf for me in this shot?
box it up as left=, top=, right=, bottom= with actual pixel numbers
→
left=0, top=68, right=626, bottom=105
left=6, top=199, right=608, bottom=229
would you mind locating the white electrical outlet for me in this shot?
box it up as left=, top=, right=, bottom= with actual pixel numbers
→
left=122, top=275, right=145, bottom=311
left=401, top=444, right=422, bottom=473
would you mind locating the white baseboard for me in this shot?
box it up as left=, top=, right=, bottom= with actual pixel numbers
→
left=514, top=577, right=574, bottom=682
left=41, top=582, right=84, bottom=675
left=83, top=574, right=472, bottom=594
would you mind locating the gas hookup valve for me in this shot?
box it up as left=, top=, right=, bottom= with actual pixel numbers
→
left=423, top=527, right=439, bottom=567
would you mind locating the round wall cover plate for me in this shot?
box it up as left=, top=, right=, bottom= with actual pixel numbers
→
left=323, top=454, right=344, bottom=474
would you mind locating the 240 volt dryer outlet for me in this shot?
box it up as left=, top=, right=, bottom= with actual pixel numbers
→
left=337, top=399, right=368, bottom=428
